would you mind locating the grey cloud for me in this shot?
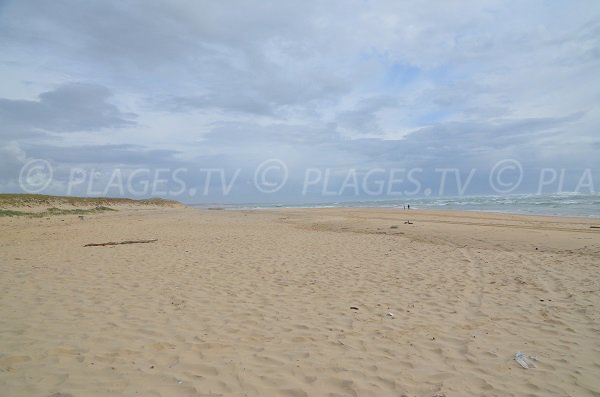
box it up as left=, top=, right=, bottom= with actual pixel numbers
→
left=195, top=112, right=587, bottom=167
left=160, top=60, right=351, bottom=116
left=0, top=1, right=323, bottom=72
left=352, top=113, right=590, bottom=170
left=23, top=143, right=179, bottom=165
left=199, top=121, right=341, bottom=146
left=336, top=111, right=380, bottom=134
left=336, top=95, right=401, bottom=134
left=0, top=141, right=183, bottom=195
left=546, top=18, right=600, bottom=65
left=0, top=83, right=136, bottom=138
left=3, top=1, right=597, bottom=123
left=0, top=1, right=195, bottom=69
left=0, top=141, right=27, bottom=184
left=165, top=92, right=274, bottom=116
left=1, top=0, right=348, bottom=112
left=1, top=1, right=599, bottom=200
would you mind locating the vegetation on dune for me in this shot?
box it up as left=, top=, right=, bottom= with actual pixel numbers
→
left=0, top=194, right=182, bottom=207
left=0, top=206, right=117, bottom=218
left=0, top=194, right=183, bottom=218
left=0, top=210, right=27, bottom=217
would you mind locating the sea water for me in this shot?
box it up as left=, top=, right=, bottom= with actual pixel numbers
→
left=196, top=193, right=600, bottom=218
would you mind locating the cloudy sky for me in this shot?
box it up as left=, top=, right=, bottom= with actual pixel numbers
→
left=1, top=0, right=599, bottom=202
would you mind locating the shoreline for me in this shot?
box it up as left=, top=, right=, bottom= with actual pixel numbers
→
left=228, top=205, right=600, bottom=221
left=187, top=190, right=600, bottom=219
left=197, top=204, right=600, bottom=226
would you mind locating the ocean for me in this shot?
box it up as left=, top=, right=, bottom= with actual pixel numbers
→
left=193, top=193, right=600, bottom=218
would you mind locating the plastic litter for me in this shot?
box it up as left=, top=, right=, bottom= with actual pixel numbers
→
left=515, top=352, right=536, bottom=369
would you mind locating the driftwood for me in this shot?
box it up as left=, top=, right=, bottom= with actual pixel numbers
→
left=84, top=239, right=158, bottom=247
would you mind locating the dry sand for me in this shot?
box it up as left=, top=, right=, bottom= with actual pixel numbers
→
left=0, top=207, right=599, bottom=396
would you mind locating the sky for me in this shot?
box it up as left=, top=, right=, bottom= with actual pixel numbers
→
left=1, top=0, right=599, bottom=203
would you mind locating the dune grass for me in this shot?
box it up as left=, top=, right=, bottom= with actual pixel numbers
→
left=0, top=193, right=180, bottom=207
left=0, top=206, right=117, bottom=218
left=0, top=194, right=182, bottom=218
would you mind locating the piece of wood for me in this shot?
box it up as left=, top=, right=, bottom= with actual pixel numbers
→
left=84, top=239, right=158, bottom=247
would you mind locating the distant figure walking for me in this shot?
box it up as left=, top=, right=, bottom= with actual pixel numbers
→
left=407, top=204, right=410, bottom=210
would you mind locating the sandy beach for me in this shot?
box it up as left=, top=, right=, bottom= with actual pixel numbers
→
left=1, top=207, right=599, bottom=397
